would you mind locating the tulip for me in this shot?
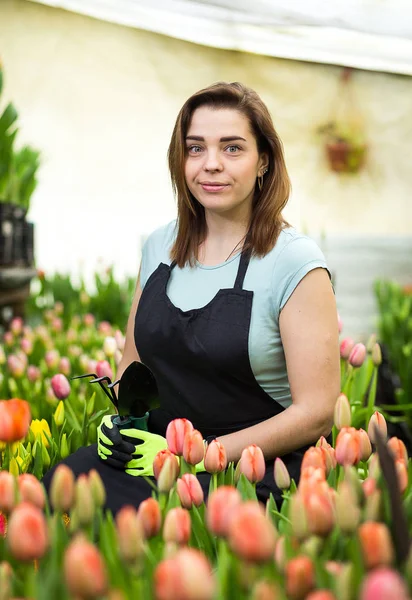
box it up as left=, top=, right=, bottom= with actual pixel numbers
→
left=7, top=354, right=26, bottom=378
left=387, top=437, right=408, bottom=464
left=204, top=439, right=227, bottom=473
left=7, top=502, right=48, bottom=561
left=45, top=349, right=60, bottom=369
left=239, top=444, right=266, bottom=483
left=358, top=428, right=372, bottom=461
left=285, top=556, right=315, bottom=600
left=325, top=561, right=344, bottom=577
left=60, top=432, right=70, bottom=459
left=362, top=477, right=376, bottom=497
left=51, top=317, right=63, bottom=332
left=163, top=507, right=191, bottom=545
left=395, top=459, right=408, bottom=494
left=306, top=592, right=337, bottom=600
left=59, top=357, right=71, bottom=376
left=51, top=373, right=71, bottom=400
left=316, top=436, right=336, bottom=469
left=18, top=474, right=46, bottom=510
left=360, top=567, right=410, bottom=600
left=83, top=311, right=94, bottom=325
left=75, top=474, right=95, bottom=526
left=53, top=401, right=65, bottom=427
left=10, top=316, right=23, bottom=335
left=20, top=337, right=33, bottom=355
left=348, top=343, right=367, bottom=367
left=0, top=399, right=31, bottom=443
left=298, top=466, right=328, bottom=497
left=157, top=456, right=180, bottom=493
left=333, top=393, right=351, bottom=429
left=288, top=492, right=309, bottom=540
left=368, top=452, right=381, bottom=479
left=50, top=464, right=75, bottom=512
left=0, top=471, right=18, bottom=514
left=364, top=489, right=382, bottom=521
left=89, top=469, right=106, bottom=508
left=334, top=480, right=360, bottom=533
left=137, top=497, right=162, bottom=538
left=340, top=337, right=354, bottom=360
left=274, top=457, right=290, bottom=490
left=64, top=534, right=108, bottom=598
left=30, top=418, right=52, bottom=447
left=301, top=447, right=327, bottom=474
left=0, top=561, right=13, bottom=599
left=153, top=450, right=179, bottom=480
left=335, top=427, right=362, bottom=466
left=154, top=547, right=215, bottom=600
left=372, top=342, right=382, bottom=366
left=116, top=506, right=145, bottom=563
left=27, top=365, right=41, bottom=382
left=3, top=331, right=13, bottom=346
left=302, top=486, right=335, bottom=537
left=166, top=418, right=194, bottom=456
left=182, top=429, right=204, bottom=466
left=103, top=336, right=117, bottom=357
left=358, top=522, right=394, bottom=569
left=367, top=411, right=387, bottom=444
left=228, top=501, right=277, bottom=562
left=251, top=580, right=280, bottom=600
left=95, top=360, right=113, bottom=380
left=177, top=474, right=204, bottom=509
left=206, top=486, right=242, bottom=538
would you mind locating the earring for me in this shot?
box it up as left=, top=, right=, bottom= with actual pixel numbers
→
left=257, top=167, right=268, bottom=191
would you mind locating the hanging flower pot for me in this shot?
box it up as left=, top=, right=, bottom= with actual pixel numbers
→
left=325, top=139, right=367, bottom=174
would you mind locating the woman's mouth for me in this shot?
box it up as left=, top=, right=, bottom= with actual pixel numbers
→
left=199, top=182, right=230, bottom=193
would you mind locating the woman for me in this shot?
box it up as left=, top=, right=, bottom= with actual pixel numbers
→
left=43, top=82, right=340, bottom=514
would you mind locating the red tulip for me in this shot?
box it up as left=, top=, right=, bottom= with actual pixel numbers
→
left=335, top=427, right=362, bottom=466
left=154, top=547, right=215, bottom=600
left=239, top=444, right=266, bottom=483
left=0, top=471, right=18, bottom=514
left=228, top=501, right=277, bottom=562
left=204, top=439, right=227, bottom=473
left=360, top=567, right=410, bottom=600
left=387, top=437, right=408, bottom=464
left=115, top=506, right=144, bottom=562
left=166, top=419, right=194, bottom=456
left=368, top=411, right=387, bottom=444
left=340, top=337, right=354, bottom=360
left=176, top=474, right=204, bottom=509
left=285, top=556, right=315, bottom=600
left=50, top=464, right=75, bottom=512
left=348, top=343, right=366, bottom=367
left=137, top=497, right=162, bottom=538
left=206, top=486, right=242, bottom=538
left=153, top=449, right=179, bottom=481
left=64, top=534, right=108, bottom=598
left=163, top=507, right=191, bottom=545
left=358, top=522, right=394, bottom=569
left=18, top=474, right=46, bottom=510
left=7, top=502, right=49, bottom=561
left=0, top=398, right=31, bottom=443
left=182, top=429, right=204, bottom=466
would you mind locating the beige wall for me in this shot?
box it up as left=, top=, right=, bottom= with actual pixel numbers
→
left=1, top=0, right=411, bottom=283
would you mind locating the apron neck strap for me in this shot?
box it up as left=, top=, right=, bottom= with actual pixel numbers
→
left=234, top=251, right=251, bottom=290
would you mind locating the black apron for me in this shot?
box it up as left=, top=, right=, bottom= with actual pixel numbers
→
left=42, top=252, right=311, bottom=514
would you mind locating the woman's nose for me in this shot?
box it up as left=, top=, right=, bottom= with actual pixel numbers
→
left=203, top=150, right=223, bottom=171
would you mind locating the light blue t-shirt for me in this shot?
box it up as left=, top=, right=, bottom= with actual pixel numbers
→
left=140, top=221, right=330, bottom=409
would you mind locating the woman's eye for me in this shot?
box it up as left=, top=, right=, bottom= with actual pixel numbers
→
left=226, top=145, right=241, bottom=153
left=187, top=145, right=203, bottom=154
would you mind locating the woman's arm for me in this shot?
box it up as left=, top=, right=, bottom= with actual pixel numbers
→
left=217, top=267, right=341, bottom=463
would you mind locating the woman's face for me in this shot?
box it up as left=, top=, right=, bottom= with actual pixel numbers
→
left=184, top=106, right=267, bottom=219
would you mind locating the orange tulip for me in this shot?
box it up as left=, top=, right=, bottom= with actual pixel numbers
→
left=306, top=591, right=336, bottom=600
left=316, top=437, right=337, bottom=469
left=335, top=427, right=362, bottom=466
left=387, top=437, right=408, bottom=464
left=301, top=447, right=327, bottom=474
left=239, top=444, right=266, bottom=483
left=153, top=449, right=180, bottom=481
left=302, top=486, right=335, bottom=537
left=0, top=471, right=18, bottom=514
left=177, top=474, right=204, bottom=509
left=285, top=556, right=315, bottom=600
left=228, top=501, right=277, bottom=562
left=137, top=497, right=162, bottom=538
left=115, top=506, right=144, bottom=563
left=204, top=439, right=227, bottom=473
left=49, top=464, right=75, bottom=513
left=7, top=502, right=48, bottom=561
left=0, top=399, right=31, bottom=443
left=358, top=428, right=372, bottom=461
left=18, top=474, right=46, bottom=510
left=166, top=418, right=194, bottom=456
left=157, top=456, right=180, bottom=493
left=395, top=459, right=408, bottom=494
left=154, top=547, right=215, bottom=600
left=206, top=485, right=242, bottom=538
left=182, top=429, right=205, bottom=466
left=358, top=522, right=394, bottom=570
left=163, top=507, right=191, bottom=545
left=367, top=412, right=387, bottom=444
left=64, top=534, right=108, bottom=598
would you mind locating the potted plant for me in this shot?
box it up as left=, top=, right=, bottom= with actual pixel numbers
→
left=317, top=120, right=367, bottom=174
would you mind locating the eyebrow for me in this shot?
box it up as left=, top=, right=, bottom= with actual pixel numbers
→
left=185, top=135, right=247, bottom=142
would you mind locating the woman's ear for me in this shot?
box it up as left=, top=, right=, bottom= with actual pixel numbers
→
left=258, top=153, right=269, bottom=174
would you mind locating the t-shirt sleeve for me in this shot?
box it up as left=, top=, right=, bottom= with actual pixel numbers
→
left=140, top=221, right=176, bottom=289
left=272, top=235, right=331, bottom=317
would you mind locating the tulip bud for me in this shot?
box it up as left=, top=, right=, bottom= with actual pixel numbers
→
left=285, top=556, right=315, bottom=600
left=204, top=439, right=227, bottom=473
left=20, top=337, right=33, bottom=355
left=7, top=502, right=49, bottom=561
left=334, top=394, right=351, bottom=429
left=301, top=447, right=327, bottom=474
left=364, top=489, right=382, bottom=521
left=51, top=373, right=71, bottom=400
left=387, top=437, right=408, bottom=464
left=335, top=427, right=362, bottom=466
left=59, top=357, right=71, bottom=376
left=103, top=336, right=117, bottom=357
left=303, top=487, right=335, bottom=537
left=289, top=492, right=309, bottom=540
left=154, top=548, right=215, bottom=600
left=176, top=474, right=204, bottom=509
left=348, top=343, right=367, bottom=367
left=60, top=433, right=70, bottom=459
left=358, top=522, right=394, bottom=570
left=228, top=502, right=277, bottom=563
left=367, top=412, right=387, bottom=444
left=153, top=449, right=179, bottom=481
left=27, top=365, right=41, bottom=382
left=395, top=459, right=408, bottom=494
left=74, top=474, right=95, bottom=526
left=137, top=497, right=162, bottom=538
left=239, top=444, right=266, bottom=483
left=274, top=457, right=290, bottom=490
left=163, top=507, right=191, bottom=545
left=360, top=567, right=410, bottom=600
left=340, top=337, right=354, bottom=360
left=116, top=506, right=145, bottom=563
left=182, top=429, right=205, bottom=466
left=251, top=580, right=281, bottom=600
left=335, top=480, right=360, bottom=533
left=50, top=464, right=75, bottom=512
left=95, top=360, right=113, bottom=380
left=64, top=534, right=108, bottom=599
left=0, top=471, right=18, bottom=514
left=89, top=469, right=106, bottom=508
left=18, top=474, right=46, bottom=510
left=206, top=486, right=242, bottom=538
left=371, top=343, right=382, bottom=366
left=10, top=317, right=23, bottom=335
left=45, top=349, right=60, bottom=369
left=157, top=456, right=179, bottom=493
left=0, top=561, right=13, bottom=600
left=166, top=418, right=194, bottom=456
left=42, top=444, right=51, bottom=469
left=358, top=428, right=372, bottom=461
left=53, top=401, right=65, bottom=427
left=274, top=536, right=286, bottom=573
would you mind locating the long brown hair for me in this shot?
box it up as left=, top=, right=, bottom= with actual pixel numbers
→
left=168, top=82, right=291, bottom=266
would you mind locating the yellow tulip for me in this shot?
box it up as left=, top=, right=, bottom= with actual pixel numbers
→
left=53, top=401, right=65, bottom=427
left=30, top=419, right=52, bottom=448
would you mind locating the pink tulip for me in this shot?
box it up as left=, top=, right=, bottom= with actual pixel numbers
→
left=301, top=447, right=327, bottom=474
left=27, top=365, right=41, bottom=382
left=154, top=548, right=215, bottom=600
left=153, top=449, right=179, bottom=481
left=206, top=486, right=242, bottom=538
left=163, top=507, right=191, bottom=545
left=228, top=502, right=276, bottom=562
left=83, top=313, right=95, bottom=327
left=18, top=474, right=46, bottom=510
left=115, top=506, right=145, bottom=562
left=335, top=427, right=362, bottom=466
left=182, top=429, right=205, bottom=466
left=7, top=354, right=25, bottom=378
left=45, top=349, right=60, bottom=369
left=358, top=522, right=394, bottom=569
left=166, top=419, right=194, bottom=456
left=302, top=486, right=335, bottom=537
left=285, top=556, right=315, bottom=600
left=59, top=357, right=71, bottom=376
left=50, top=464, right=75, bottom=512
left=333, top=393, right=351, bottom=429
left=51, top=373, right=71, bottom=400
left=358, top=428, right=372, bottom=461
left=0, top=471, right=18, bottom=514
left=137, top=497, right=162, bottom=538
left=348, top=343, right=367, bottom=367
left=7, top=502, right=49, bottom=561
left=10, top=317, right=23, bottom=335
left=64, top=534, right=108, bottom=598
left=177, top=474, right=204, bottom=509
left=340, top=337, right=354, bottom=360
left=95, top=360, right=113, bottom=380
left=360, top=567, right=410, bottom=600
left=274, top=458, right=290, bottom=490
left=367, top=411, right=387, bottom=444
left=20, top=337, right=33, bottom=355
left=239, top=444, right=266, bottom=483
left=362, top=477, right=376, bottom=497
left=204, top=439, right=227, bottom=473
